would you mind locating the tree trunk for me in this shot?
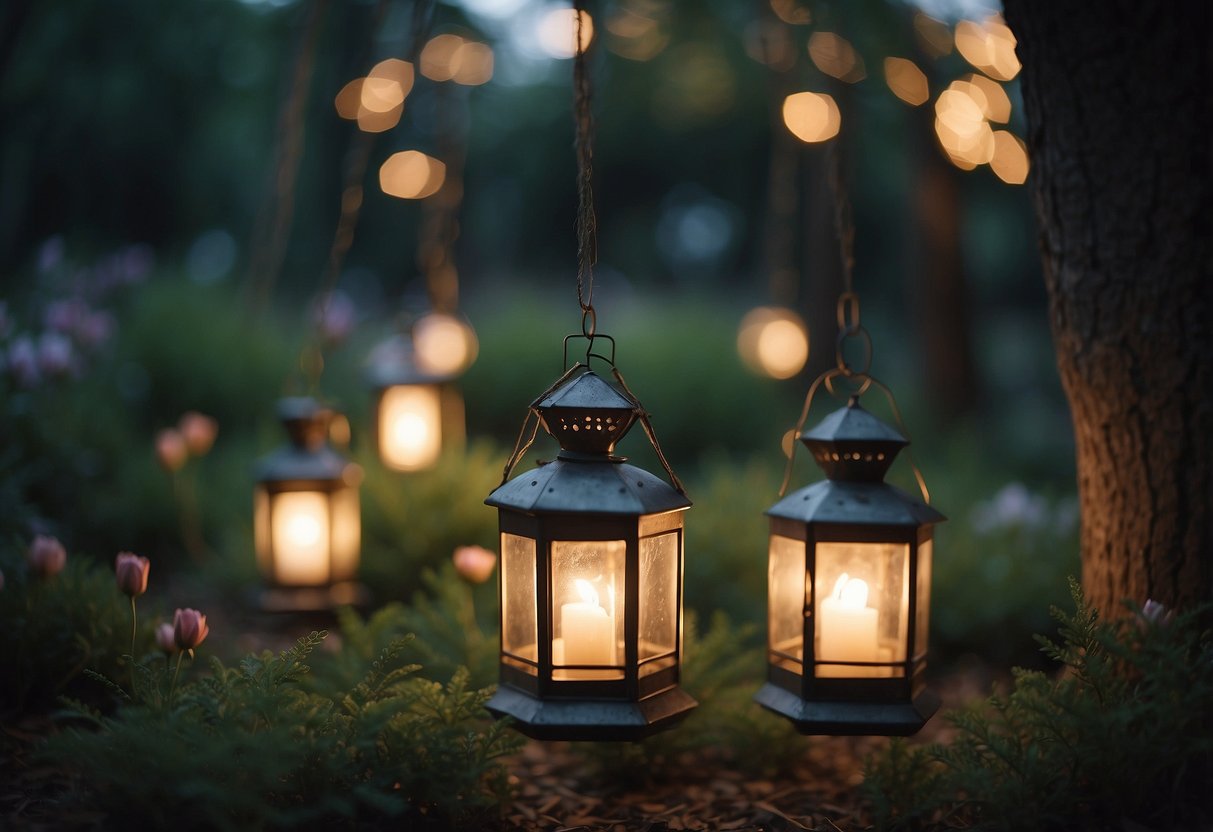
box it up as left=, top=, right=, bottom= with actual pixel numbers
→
left=1003, top=1, right=1213, bottom=615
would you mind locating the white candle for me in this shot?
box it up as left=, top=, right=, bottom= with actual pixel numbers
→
left=817, top=573, right=880, bottom=677
left=558, top=579, right=615, bottom=676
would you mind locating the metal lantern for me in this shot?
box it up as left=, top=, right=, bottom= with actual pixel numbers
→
left=485, top=369, right=696, bottom=740
left=755, top=397, right=944, bottom=735
left=368, top=340, right=465, bottom=472
left=254, top=397, right=365, bottom=609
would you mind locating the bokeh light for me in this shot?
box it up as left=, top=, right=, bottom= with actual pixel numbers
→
left=990, top=130, right=1030, bottom=184
left=379, top=151, right=446, bottom=200
left=962, top=73, right=1011, bottom=123
left=738, top=306, right=810, bottom=380
left=357, top=102, right=402, bottom=133
left=605, top=6, right=668, bottom=62
left=334, top=78, right=364, bottom=120
left=421, top=35, right=495, bottom=85
left=537, top=8, right=594, bottom=59
left=413, top=313, right=479, bottom=376
left=770, top=0, right=811, bottom=25
left=362, top=59, right=414, bottom=112
left=782, top=91, right=841, bottom=143
left=913, top=12, right=953, bottom=58
left=883, top=57, right=929, bottom=106
left=935, top=86, right=995, bottom=168
left=954, top=16, right=1021, bottom=82
left=808, top=32, right=865, bottom=83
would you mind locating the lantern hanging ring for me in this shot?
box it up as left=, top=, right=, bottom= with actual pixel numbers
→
left=836, top=290, right=861, bottom=332
left=834, top=325, right=873, bottom=378
left=564, top=329, right=615, bottom=370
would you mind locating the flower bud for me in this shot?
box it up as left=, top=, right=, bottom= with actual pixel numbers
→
left=115, top=552, right=150, bottom=597
left=1138, top=598, right=1174, bottom=630
left=155, top=622, right=177, bottom=653
left=27, top=535, right=66, bottom=578
left=178, top=411, right=218, bottom=457
left=453, top=545, right=497, bottom=584
left=173, top=608, right=209, bottom=650
left=155, top=428, right=187, bottom=472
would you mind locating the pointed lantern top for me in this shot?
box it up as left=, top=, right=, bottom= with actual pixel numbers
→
left=534, top=370, right=639, bottom=456
left=801, top=397, right=908, bottom=482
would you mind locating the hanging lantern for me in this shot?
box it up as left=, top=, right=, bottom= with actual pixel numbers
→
left=485, top=368, right=696, bottom=740
left=367, top=336, right=465, bottom=472
left=254, top=397, right=365, bottom=609
left=755, top=397, right=944, bottom=735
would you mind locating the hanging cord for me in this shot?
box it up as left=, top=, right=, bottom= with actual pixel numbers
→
left=248, top=0, right=330, bottom=312
left=498, top=1, right=684, bottom=497
left=777, top=144, right=930, bottom=504
left=572, top=0, right=597, bottom=339
left=301, top=0, right=437, bottom=392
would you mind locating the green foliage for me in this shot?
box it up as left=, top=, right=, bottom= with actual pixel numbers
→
left=0, top=543, right=150, bottom=716
left=359, top=442, right=503, bottom=602
left=577, top=612, right=805, bottom=785
left=312, top=566, right=497, bottom=694
left=43, top=630, right=522, bottom=831
left=862, top=580, right=1213, bottom=831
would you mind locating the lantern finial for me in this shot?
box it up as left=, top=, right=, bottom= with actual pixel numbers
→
left=534, top=370, right=639, bottom=457
left=801, top=397, right=908, bottom=482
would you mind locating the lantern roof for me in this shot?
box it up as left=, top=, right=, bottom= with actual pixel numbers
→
left=256, top=397, right=362, bottom=485
left=767, top=478, right=944, bottom=526
left=801, top=399, right=909, bottom=482
left=534, top=370, right=640, bottom=456
left=365, top=338, right=453, bottom=388
left=486, top=458, right=690, bottom=515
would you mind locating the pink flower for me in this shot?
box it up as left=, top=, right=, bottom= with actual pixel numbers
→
left=1138, top=599, right=1174, bottom=630
left=173, top=608, right=209, bottom=651
left=8, top=336, right=40, bottom=387
left=178, top=411, right=218, bottom=457
left=155, top=622, right=177, bottom=653
left=312, top=291, right=356, bottom=345
left=115, top=552, right=150, bottom=597
left=155, top=428, right=187, bottom=472
left=27, top=535, right=66, bottom=578
left=453, top=545, right=497, bottom=584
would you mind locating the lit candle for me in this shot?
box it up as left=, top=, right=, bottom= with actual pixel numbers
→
left=817, top=573, right=880, bottom=677
left=379, top=385, right=442, bottom=471
left=559, top=579, right=615, bottom=674
left=271, top=491, right=330, bottom=585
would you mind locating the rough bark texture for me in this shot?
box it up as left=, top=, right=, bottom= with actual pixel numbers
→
left=1003, top=1, right=1213, bottom=614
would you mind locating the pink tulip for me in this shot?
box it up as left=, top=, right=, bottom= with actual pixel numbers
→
left=115, top=552, right=150, bottom=597
left=178, top=411, right=218, bottom=457
left=27, top=535, right=66, bottom=578
left=173, top=608, right=209, bottom=650
left=155, top=428, right=188, bottom=472
left=453, top=545, right=497, bottom=584
left=155, top=622, right=177, bottom=653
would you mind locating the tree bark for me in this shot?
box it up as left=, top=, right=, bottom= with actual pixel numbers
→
left=1003, top=1, right=1213, bottom=614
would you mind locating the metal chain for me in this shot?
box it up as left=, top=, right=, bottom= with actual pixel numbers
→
left=572, top=0, right=597, bottom=337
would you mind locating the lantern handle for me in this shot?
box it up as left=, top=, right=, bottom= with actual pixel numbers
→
left=778, top=367, right=931, bottom=505
left=610, top=365, right=687, bottom=496
left=499, top=362, right=584, bottom=485
left=563, top=331, right=616, bottom=371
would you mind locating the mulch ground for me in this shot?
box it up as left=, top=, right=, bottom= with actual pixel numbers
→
left=499, top=735, right=884, bottom=832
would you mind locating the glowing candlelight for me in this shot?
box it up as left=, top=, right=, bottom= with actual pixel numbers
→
left=817, top=572, right=880, bottom=677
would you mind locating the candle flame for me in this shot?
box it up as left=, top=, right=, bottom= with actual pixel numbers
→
left=831, top=573, right=870, bottom=609
left=575, top=578, right=600, bottom=607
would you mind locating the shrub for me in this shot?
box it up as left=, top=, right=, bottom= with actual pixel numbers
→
left=862, top=579, right=1213, bottom=831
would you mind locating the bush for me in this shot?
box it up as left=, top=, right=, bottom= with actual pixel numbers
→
left=43, top=632, right=521, bottom=830
left=862, top=579, right=1213, bottom=831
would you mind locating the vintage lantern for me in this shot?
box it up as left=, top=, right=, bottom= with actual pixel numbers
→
left=367, top=337, right=465, bottom=472
left=755, top=396, right=944, bottom=735
left=485, top=368, right=696, bottom=740
left=254, top=397, right=365, bottom=609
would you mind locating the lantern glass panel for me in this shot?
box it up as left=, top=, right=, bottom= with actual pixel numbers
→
left=270, top=490, right=331, bottom=586
left=638, top=531, right=678, bottom=668
left=380, top=384, right=442, bottom=471
left=331, top=486, right=360, bottom=582
left=551, top=540, right=625, bottom=680
left=768, top=534, right=806, bottom=672
left=915, top=538, right=932, bottom=659
left=813, top=541, right=909, bottom=677
left=501, top=533, right=538, bottom=669
left=254, top=486, right=271, bottom=577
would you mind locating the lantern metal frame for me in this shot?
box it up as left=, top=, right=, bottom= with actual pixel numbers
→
left=254, top=397, right=367, bottom=612
left=755, top=396, right=944, bottom=736
left=485, top=350, right=696, bottom=741
left=367, top=344, right=465, bottom=473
